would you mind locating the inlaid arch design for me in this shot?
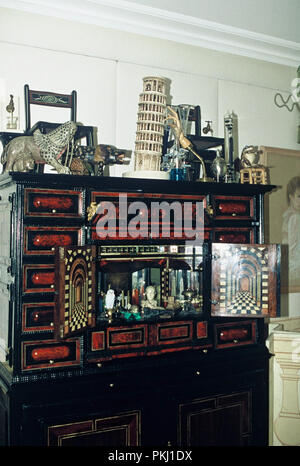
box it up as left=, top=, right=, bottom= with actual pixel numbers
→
left=211, top=243, right=280, bottom=317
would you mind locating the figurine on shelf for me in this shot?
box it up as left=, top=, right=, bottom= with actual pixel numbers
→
left=165, top=106, right=213, bottom=182
left=211, top=148, right=227, bottom=182
left=104, top=288, right=116, bottom=323
left=239, top=145, right=268, bottom=185
left=6, top=94, right=18, bottom=130
left=105, top=288, right=115, bottom=310
left=1, top=120, right=77, bottom=174
left=141, top=286, right=164, bottom=311
left=69, top=143, right=131, bottom=176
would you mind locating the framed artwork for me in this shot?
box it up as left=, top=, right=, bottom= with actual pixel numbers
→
left=260, top=146, right=300, bottom=293
left=211, top=243, right=280, bottom=318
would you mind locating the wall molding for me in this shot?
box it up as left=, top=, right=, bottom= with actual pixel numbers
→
left=0, top=0, right=300, bottom=67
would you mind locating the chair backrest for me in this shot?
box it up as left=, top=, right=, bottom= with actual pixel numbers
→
left=24, top=84, right=77, bottom=132
left=188, top=105, right=201, bottom=137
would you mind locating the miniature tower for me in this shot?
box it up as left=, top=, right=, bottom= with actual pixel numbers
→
left=134, top=76, right=167, bottom=172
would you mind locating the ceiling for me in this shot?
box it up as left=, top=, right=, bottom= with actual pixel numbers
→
left=0, top=0, right=299, bottom=67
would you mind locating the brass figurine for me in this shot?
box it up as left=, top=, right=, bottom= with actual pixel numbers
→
left=239, top=145, right=268, bottom=185
left=165, top=106, right=213, bottom=182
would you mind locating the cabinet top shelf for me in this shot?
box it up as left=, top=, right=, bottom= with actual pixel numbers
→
left=0, top=172, right=276, bottom=196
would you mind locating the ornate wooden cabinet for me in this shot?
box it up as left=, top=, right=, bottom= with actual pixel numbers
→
left=0, top=172, right=279, bottom=446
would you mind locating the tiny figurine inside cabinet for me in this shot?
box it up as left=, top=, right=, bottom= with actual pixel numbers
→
left=0, top=172, right=279, bottom=446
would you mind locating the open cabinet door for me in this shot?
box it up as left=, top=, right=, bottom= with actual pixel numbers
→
left=55, top=245, right=96, bottom=339
left=211, top=243, right=280, bottom=318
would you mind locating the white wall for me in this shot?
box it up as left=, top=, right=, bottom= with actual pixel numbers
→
left=0, top=7, right=299, bottom=314
left=0, top=6, right=298, bottom=152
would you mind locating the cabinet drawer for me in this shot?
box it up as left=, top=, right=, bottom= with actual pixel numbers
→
left=149, top=321, right=193, bottom=346
left=24, top=226, right=83, bottom=255
left=212, top=196, right=254, bottom=220
left=22, top=302, right=54, bottom=332
left=21, top=338, right=81, bottom=371
left=213, top=228, right=254, bottom=244
left=107, top=325, right=147, bottom=350
left=24, top=188, right=83, bottom=218
left=90, top=191, right=206, bottom=241
left=23, top=264, right=55, bottom=293
left=214, top=320, right=257, bottom=349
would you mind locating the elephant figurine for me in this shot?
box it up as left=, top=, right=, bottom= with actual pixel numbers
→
left=1, top=120, right=77, bottom=174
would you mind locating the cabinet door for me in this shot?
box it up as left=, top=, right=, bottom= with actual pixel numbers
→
left=55, top=245, right=96, bottom=339
left=47, top=411, right=141, bottom=446
left=211, top=243, right=280, bottom=318
left=178, top=391, right=252, bottom=446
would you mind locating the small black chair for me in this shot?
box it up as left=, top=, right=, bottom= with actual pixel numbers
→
left=24, top=84, right=95, bottom=146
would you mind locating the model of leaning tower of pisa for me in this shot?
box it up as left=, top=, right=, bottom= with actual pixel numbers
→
left=133, top=76, right=167, bottom=173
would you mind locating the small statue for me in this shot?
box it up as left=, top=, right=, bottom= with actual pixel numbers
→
left=1, top=120, right=77, bottom=174
left=239, top=145, right=268, bottom=185
left=165, top=106, right=213, bottom=182
left=5, top=94, right=18, bottom=130
left=141, top=285, right=164, bottom=311
left=211, top=148, right=227, bottom=182
left=240, top=145, right=262, bottom=168
left=70, top=144, right=130, bottom=176
left=105, top=289, right=115, bottom=310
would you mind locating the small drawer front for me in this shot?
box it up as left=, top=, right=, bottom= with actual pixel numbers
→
left=212, top=196, right=254, bottom=220
left=24, top=226, right=83, bottom=255
left=22, top=302, right=54, bottom=332
left=23, top=264, right=55, bottom=293
left=24, top=188, right=83, bottom=218
left=213, top=228, right=254, bottom=244
left=214, top=320, right=257, bottom=349
left=149, top=321, right=193, bottom=346
left=107, top=325, right=147, bottom=350
left=22, top=338, right=81, bottom=371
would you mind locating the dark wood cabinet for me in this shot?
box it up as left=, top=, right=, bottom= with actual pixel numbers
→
left=0, top=172, right=277, bottom=446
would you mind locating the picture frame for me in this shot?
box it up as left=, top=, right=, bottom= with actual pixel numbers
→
left=260, top=146, right=300, bottom=293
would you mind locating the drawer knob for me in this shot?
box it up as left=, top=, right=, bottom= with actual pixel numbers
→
left=196, top=370, right=201, bottom=376
left=233, top=339, right=239, bottom=344
left=109, top=383, right=114, bottom=388
left=52, top=209, right=56, bottom=213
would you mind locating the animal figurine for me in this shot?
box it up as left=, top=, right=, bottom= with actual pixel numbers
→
left=240, top=145, right=262, bottom=168
left=165, top=106, right=213, bottom=182
left=1, top=120, right=77, bottom=174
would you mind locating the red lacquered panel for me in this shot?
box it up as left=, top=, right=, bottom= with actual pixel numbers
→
left=212, top=195, right=254, bottom=219
left=23, top=265, right=55, bottom=293
left=107, top=325, right=147, bottom=349
left=91, top=331, right=105, bottom=351
left=24, top=188, right=83, bottom=217
left=22, top=303, right=54, bottom=332
left=214, top=228, right=253, bottom=244
left=32, top=272, right=55, bottom=285
left=31, top=345, right=70, bottom=361
left=197, top=321, right=208, bottom=339
left=22, top=338, right=80, bottom=371
left=24, top=226, right=82, bottom=255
